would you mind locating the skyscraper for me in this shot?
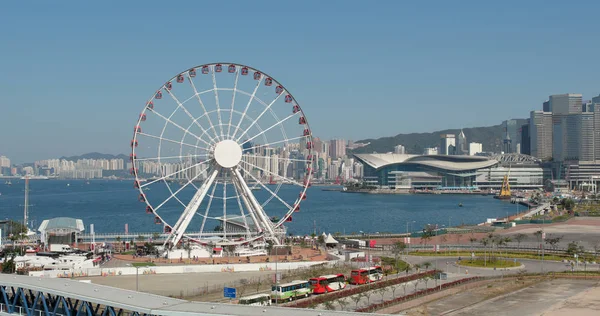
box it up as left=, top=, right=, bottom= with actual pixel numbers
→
left=520, top=122, right=530, bottom=155
left=550, top=94, right=583, bottom=161
left=502, top=119, right=519, bottom=153
left=455, top=130, right=467, bottom=155
left=440, top=134, right=456, bottom=155
left=530, top=111, right=553, bottom=160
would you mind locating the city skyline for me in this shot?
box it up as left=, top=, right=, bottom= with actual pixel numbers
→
left=3, top=2, right=600, bottom=163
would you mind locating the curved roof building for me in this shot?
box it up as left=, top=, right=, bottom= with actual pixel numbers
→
left=353, top=153, right=499, bottom=189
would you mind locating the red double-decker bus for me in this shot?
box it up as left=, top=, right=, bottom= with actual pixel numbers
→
left=349, top=266, right=383, bottom=285
left=309, top=274, right=346, bottom=294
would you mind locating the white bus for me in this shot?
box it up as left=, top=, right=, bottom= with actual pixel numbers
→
left=238, top=293, right=271, bottom=306
left=271, top=280, right=311, bottom=302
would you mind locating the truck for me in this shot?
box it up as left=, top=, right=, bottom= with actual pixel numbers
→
left=49, top=244, right=72, bottom=253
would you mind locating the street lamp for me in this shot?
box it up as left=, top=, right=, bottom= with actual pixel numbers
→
left=406, top=220, right=415, bottom=257
left=272, top=244, right=286, bottom=305
left=126, top=264, right=140, bottom=291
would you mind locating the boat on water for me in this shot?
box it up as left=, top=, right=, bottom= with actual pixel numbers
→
left=250, top=186, right=261, bottom=191
left=5, top=180, right=11, bottom=185
left=459, top=203, right=463, bottom=207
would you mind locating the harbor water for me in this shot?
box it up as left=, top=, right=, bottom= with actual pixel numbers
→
left=0, top=180, right=525, bottom=235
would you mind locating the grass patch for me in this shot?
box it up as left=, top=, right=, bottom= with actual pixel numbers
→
left=380, top=256, right=410, bottom=272
left=121, top=250, right=135, bottom=255
left=132, top=262, right=156, bottom=267
left=458, top=259, right=521, bottom=268
left=408, top=250, right=576, bottom=262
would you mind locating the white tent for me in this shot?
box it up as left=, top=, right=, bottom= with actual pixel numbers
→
left=325, top=233, right=338, bottom=245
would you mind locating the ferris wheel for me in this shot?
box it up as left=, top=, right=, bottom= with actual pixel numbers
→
left=130, top=63, right=313, bottom=248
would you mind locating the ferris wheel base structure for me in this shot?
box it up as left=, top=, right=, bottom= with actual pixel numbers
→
left=130, top=62, right=313, bottom=255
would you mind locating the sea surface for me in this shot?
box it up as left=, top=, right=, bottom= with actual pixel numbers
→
left=0, top=180, right=525, bottom=235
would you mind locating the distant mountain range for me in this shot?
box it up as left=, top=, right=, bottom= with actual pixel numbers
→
left=352, top=119, right=528, bottom=155
left=59, top=152, right=129, bottom=161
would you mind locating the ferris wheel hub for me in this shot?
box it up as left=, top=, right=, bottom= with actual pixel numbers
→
left=213, top=139, right=243, bottom=168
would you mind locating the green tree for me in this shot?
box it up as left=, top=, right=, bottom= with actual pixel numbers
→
left=152, top=232, right=160, bottom=240
left=566, top=241, right=585, bottom=257
left=545, top=236, right=562, bottom=250
left=390, top=241, right=407, bottom=273
left=317, top=235, right=325, bottom=245
left=514, top=233, right=527, bottom=249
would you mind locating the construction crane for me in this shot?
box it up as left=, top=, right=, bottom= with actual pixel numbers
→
left=494, top=165, right=512, bottom=200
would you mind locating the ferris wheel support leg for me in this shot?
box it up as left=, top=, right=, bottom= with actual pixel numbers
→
left=164, top=169, right=219, bottom=248
left=231, top=174, right=264, bottom=234
left=232, top=168, right=279, bottom=244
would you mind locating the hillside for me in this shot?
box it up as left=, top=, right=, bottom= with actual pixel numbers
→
left=353, top=119, right=527, bottom=154
left=59, top=152, right=129, bottom=161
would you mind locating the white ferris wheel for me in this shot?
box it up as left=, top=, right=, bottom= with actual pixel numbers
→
left=130, top=63, right=313, bottom=249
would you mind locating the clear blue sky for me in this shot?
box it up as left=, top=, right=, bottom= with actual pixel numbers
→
left=2, top=1, right=600, bottom=163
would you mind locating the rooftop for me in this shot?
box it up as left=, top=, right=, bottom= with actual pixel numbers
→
left=353, top=153, right=498, bottom=171
left=38, top=217, right=84, bottom=233
left=0, top=274, right=373, bottom=316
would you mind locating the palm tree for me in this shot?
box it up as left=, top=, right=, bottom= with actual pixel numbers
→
left=469, top=237, right=477, bottom=252
left=480, top=238, right=489, bottom=266
left=413, top=263, right=422, bottom=273
left=422, top=262, right=432, bottom=271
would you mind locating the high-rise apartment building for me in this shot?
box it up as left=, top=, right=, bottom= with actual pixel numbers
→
left=440, top=134, right=456, bottom=155
left=394, top=145, right=406, bottom=154
left=0, top=156, right=10, bottom=168
left=329, top=139, right=346, bottom=159
left=530, top=111, right=553, bottom=160
left=468, top=143, right=483, bottom=156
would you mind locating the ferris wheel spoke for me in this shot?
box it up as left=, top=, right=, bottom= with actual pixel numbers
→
left=148, top=110, right=211, bottom=147
left=241, top=135, right=310, bottom=153
left=187, top=73, right=221, bottom=141
left=137, top=132, right=209, bottom=152
left=166, top=88, right=218, bottom=146
left=231, top=76, right=263, bottom=140
left=198, top=178, right=218, bottom=236
left=140, top=159, right=213, bottom=188
left=211, top=66, right=225, bottom=140
left=151, top=164, right=214, bottom=211
left=222, top=179, right=228, bottom=240
left=164, top=169, right=219, bottom=248
left=226, top=69, right=240, bottom=138
left=232, top=167, right=276, bottom=242
left=134, top=154, right=208, bottom=162
left=238, top=164, right=294, bottom=210
left=242, top=112, right=300, bottom=145
left=235, top=92, right=285, bottom=143
left=241, top=160, right=305, bottom=187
